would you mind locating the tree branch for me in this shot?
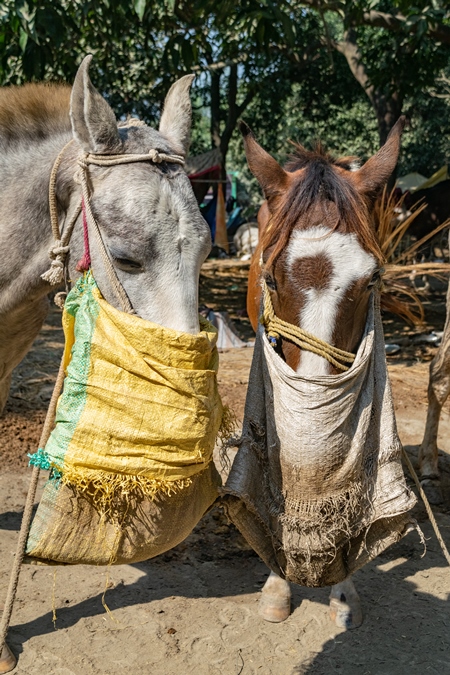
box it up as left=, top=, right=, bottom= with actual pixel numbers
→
left=333, top=29, right=373, bottom=103
left=192, top=55, right=247, bottom=72
left=299, top=0, right=450, bottom=44
left=236, top=88, right=258, bottom=118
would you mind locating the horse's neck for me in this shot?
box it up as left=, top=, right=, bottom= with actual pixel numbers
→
left=0, top=133, right=83, bottom=306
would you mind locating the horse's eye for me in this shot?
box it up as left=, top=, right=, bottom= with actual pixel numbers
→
left=113, top=256, right=143, bottom=272
left=368, top=270, right=381, bottom=288
left=265, top=275, right=277, bottom=291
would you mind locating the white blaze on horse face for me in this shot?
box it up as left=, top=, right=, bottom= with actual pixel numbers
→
left=287, top=225, right=376, bottom=376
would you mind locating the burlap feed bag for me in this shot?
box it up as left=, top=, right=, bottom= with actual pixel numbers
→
left=26, top=273, right=223, bottom=565
left=222, top=294, right=417, bottom=587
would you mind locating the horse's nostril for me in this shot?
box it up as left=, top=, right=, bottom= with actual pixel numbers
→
left=340, top=593, right=346, bottom=602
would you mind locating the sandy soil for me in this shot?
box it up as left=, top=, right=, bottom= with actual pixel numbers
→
left=1, top=263, right=450, bottom=675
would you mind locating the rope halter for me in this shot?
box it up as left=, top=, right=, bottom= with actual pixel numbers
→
left=41, top=140, right=186, bottom=313
left=261, top=279, right=356, bottom=372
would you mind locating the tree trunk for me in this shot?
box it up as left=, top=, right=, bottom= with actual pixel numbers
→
left=372, top=88, right=403, bottom=146
left=210, top=70, right=222, bottom=151
left=336, top=29, right=403, bottom=147
left=336, top=29, right=403, bottom=187
left=372, top=88, right=403, bottom=188
left=210, top=64, right=258, bottom=182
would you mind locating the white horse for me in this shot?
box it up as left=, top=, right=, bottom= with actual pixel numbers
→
left=0, top=55, right=211, bottom=414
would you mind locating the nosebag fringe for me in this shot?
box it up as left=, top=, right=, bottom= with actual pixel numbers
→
left=222, top=294, right=417, bottom=587
left=26, top=273, right=226, bottom=565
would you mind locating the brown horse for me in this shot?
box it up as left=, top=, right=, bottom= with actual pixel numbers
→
left=242, top=118, right=405, bottom=628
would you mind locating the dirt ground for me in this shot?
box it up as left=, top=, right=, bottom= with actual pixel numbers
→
left=1, top=261, right=450, bottom=675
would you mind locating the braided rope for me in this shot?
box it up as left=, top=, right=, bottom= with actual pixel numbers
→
left=261, top=280, right=355, bottom=371
left=0, top=357, right=66, bottom=664
left=48, top=140, right=74, bottom=241
left=84, top=149, right=185, bottom=167
left=41, top=139, right=78, bottom=285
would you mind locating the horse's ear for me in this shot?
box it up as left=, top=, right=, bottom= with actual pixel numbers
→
left=70, top=55, right=122, bottom=154
left=239, top=120, right=289, bottom=203
left=159, top=75, right=195, bottom=157
left=354, top=116, right=405, bottom=200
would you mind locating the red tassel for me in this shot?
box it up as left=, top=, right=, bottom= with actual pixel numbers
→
left=76, top=197, right=91, bottom=272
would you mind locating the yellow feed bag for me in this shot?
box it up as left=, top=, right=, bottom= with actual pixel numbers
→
left=38, top=272, right=222, bottom=497
left=26, top=273, right=225, bottom=565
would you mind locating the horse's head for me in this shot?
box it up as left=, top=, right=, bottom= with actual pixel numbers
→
left=66, top=56, right=210, bottom=333
left=243, top=119, right=404, bottom=374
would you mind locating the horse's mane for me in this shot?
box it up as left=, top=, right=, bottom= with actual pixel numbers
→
left=261, top=142, right=384, bottom=267
left=0, top=82, right=71, bottom=143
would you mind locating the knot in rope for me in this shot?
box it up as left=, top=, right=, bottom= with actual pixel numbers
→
left=53, top=292, right=67, bottom=309
left=48, top=241, right=70, bottom=259
left=261, top=280, right=355, bottom=372
left=41, top=241, right=71, bottom=285
left=148, top=148, right=163, bottom=163
left=77, top=155, right=88, bottom=170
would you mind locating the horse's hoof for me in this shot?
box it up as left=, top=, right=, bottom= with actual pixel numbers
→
left=258, top=573, right=291, bottom=623
left=420, top=478, right=444, bottom=505
left=258, top=591, right=291, bottom=622
left=0, top=643, right=17, bottom=673
left=329, top=595, right=363, bottom=630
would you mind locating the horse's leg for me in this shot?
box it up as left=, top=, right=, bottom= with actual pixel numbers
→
left=258, top=571, right=291, bottom=622
left=0, top=296, right=49, bottom=414
left=418, top=348, right=450, bottom=504
left=329, top=576, right=362, bottom=629
left=418, top=272, right=450, bottom=504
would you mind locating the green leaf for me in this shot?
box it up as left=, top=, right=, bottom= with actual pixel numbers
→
left=280, top=12, right=295, bottom=46
left=133, top=0, right=146, bottom=21
left=19, top=27, right=27, bottom=52
left=15, top=1, right=35, bottom=24
left=0, top=4, right=10, bottom=21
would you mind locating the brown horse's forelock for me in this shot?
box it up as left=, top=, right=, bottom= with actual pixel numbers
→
left=0, top=82, right=71, bottom=142
left=260, top=144, right=384, bottom=269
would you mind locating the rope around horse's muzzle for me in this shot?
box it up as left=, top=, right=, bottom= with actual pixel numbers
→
left=261, top=279, right=356, bottom=371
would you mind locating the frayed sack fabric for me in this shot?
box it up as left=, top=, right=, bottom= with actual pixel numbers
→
left=26, top=273, right=224, bottom=565
left=222, top=293, right=417, bottom=587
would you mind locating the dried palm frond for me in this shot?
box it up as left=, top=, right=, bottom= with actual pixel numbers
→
left=376, top=186, right=427, bottom=262
left=380, top=285, right=424, bottom=324
left=375, top=185, right=450, bottom=325
left=385, top=262, right=450, bottom=281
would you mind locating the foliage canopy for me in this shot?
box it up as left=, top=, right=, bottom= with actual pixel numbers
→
left=1, top=0, right=449, bottom=186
